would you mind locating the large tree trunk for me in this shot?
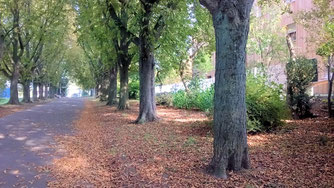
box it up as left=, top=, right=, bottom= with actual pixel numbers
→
left=8, top=67, right=20, bottom=105
left=118, top=59, right=130, bottom=110
left=135, top=2, right=158, bottom=123
left=33, top=82, right=38, bottom=101
left=200, top=0, right=253, bottom=179
left=39, top=83, right=44, bottom=100
left=22, top=80, right=31, bottom=103
left=107, top=66, right=118, bottom=106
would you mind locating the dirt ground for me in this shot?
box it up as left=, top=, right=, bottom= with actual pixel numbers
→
left=0, top=99, right=54, bottom=118
left=48, top=100, right=334, bottom=187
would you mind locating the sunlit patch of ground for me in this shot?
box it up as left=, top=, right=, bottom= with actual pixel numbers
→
left=48, top=100, right=334, bottom=187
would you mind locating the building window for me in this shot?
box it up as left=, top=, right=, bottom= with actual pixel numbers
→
left=287, top=23, right=297, bottom=42
left=311, top=59, right=318, bottom=82
left=288, top=32, right=297, bottom=42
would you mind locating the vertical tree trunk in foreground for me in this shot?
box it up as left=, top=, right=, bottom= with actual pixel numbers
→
left=107, top=66, right=118, bottom=106
left=136, top=2, right=158, bottom=123
left=22, top=81, right=31, bottom=103
left=39, top=83, right=44, bottom=100
left=33, top=82, right=38, bottom=101
left=200, top=0, right=254, bottom=179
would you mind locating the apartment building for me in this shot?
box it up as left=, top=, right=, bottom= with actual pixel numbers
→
left=205, top=0, right=333, bottom=97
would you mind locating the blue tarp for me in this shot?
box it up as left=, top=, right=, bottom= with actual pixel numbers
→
left=0, top=88, right=10, bottom=98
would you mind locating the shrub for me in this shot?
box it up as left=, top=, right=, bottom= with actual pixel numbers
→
left=129, top=80, right=139, bottom=99
left=286, top=57, right=315, bottom=119
left=156, top=93, right=173, bottom=106
left=246, top=72, right=289, bottom=132
left=171, top=72, right=288, bottom=133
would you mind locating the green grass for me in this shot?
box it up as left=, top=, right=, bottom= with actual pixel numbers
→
left=0, top=98, right=23, bottom=105
left=0, top=98, right=9, bottom=105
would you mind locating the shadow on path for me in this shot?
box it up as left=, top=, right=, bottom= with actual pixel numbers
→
left=0, top=98, right=84, bottom=187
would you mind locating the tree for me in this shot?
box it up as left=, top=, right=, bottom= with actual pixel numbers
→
left=317, top=22, right=334, bottom=117
left=106, top=0, right=179, bottom=123
left=104, top=0, right=137, bottom=109
left=199, top=0, right=254, bottom=178
left=155, top=0, right=215, bottom=91
left=295, top=0, right=334, bottom=117
left=247, top=2, right=289, bottom=67
left=74, top=0, right=118, bottom=103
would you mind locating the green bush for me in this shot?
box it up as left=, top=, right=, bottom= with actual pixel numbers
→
left=171, top=72, right=288, bottom=133
left=172, top=80, right=214, bottom=115
left=129, top=80, right=139, bottom=99
left=246, top=72, right=289, bottom=132
left=156, top=93, right=173, bottom=106
left=286, top=57, right=315, bottom=119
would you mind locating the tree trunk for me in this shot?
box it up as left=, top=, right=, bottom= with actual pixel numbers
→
left=136, top=16, right=158, bottom=123
left=8, top=67, right=20, bottom=105
left=200, top=0, right=253, bottom=179
left=22, top=80, right=31, bottom=103
left=329, top=79, right=333, bottom=118
left=118, top=60, right=130, bottom=110
left=44, top=83, right=48, bottom=99
left=49, top=85, right=55, bottom=99
left=107, top=66, right=118, bottom=106
left=33, top=82, right=38, bottom=101
left=39, top=83, right=44, bottom=100
left=286, top=34, right=296, bottom=107
left=328, top=55, right=334, bottom=118
left=0, top=32, right=4, bottom=62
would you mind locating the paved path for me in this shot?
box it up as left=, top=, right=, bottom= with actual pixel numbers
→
left=0, top=98, right=84, bottom=187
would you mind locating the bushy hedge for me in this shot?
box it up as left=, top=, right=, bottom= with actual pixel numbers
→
left=171, top=73, right=288, bottom=133
left=286, top=57, right=315, bottom=119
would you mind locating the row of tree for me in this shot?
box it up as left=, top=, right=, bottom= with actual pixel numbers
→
left=68, top=0, right=255, bottom=178
left=0, top=0, right=69, bottom=104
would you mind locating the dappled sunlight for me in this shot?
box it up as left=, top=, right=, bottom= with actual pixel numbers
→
left=14, top=136, right=27, bottom=141
left=157, top=108, right=207, bottom=124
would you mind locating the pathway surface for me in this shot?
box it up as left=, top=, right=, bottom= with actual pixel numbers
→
left=0, top=98, right=84, bottom=187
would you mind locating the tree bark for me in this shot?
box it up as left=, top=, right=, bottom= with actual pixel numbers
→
left=8, top=66, right=20, bottom=105
left=39, top=83, right=44, bottom=100
left=118, top=57, right=130, bottom=110
left=49, top=84, right=55, bottom=99
left=33, top=82, right=38, bottom=101
left=136, top=3, right=158, bottom=123
left=286, top=34, right=296, bottom=107
left=107, top=66, right=118, bottom=106
left=22, top=80, right=31, bottom=103
left=8, top=5, right=23, bottom=105
left=44, top=83, right=48, bottom=99
left=0, top=32, right=4, bottom=62
left=328, top=55, right=334, bottom=118
left=200, top=0, right=253, bottom=179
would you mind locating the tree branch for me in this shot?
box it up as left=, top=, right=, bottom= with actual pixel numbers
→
left=105, top=0, right=139, bottom=46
